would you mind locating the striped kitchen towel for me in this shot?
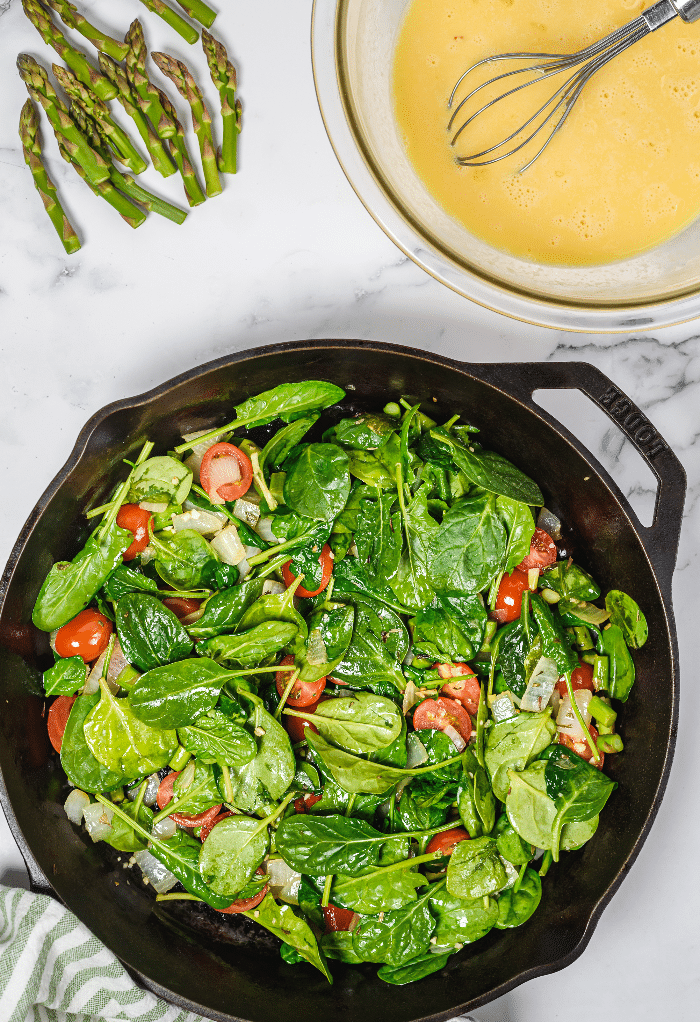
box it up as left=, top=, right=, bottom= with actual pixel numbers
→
left=0, top=884, right=207, bottom=1022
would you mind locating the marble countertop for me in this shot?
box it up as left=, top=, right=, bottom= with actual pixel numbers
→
left=0, top=2, right=697, bottom=1020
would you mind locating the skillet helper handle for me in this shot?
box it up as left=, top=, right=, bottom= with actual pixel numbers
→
left=0, top=774, right=55, bottom=898
left=471, top=361, right=686, bottom=599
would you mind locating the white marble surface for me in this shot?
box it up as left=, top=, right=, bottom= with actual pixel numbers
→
left=0, top=1, right=698, bottom=1020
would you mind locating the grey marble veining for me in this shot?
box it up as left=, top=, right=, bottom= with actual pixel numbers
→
left=0, top=2, right=699, bottom=1021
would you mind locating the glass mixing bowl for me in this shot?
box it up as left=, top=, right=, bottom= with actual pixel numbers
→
left=311, top=0, right=700, bottom=331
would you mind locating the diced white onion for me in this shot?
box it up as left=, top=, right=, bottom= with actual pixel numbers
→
left=306, top=627, right=328, bottom=667
left=537, top=507, right=562, bottom=540
left=520, top=656, right=559, bottom=713
left=64, top=789, right=90, bottom=826
left=557, top=689, right=593, bottom=741
left=262, top=579, right=285, bottom=597
left=527, top=568, right=540, bottom=591
left=83, top=802, right=115, bottom=843
left=443, top=723, right=466, bottom=752
left=236, top=543, right=262, bottom=580
left=172, top=506, right=227, bottom=536
left=265, top=858, right=302, bottom=905
left=402, top=680, right=421, bottom=716
left=179, top=760, right=196, bottom=791
left=181, top=429, right=227, bottom=485
left=85, top=637, right=128, bottom=695
left=49, top=629, right=58, bottom=655
left=406, top=734, right=428, bottom=768
left=237, top=559, right=252, bottom=581
left=234, top=499, right=262, bottom=528
left=491, top=692, right=519, bottom=723
left=126, top=772, right=160, bottom=807
left=254, top=516, right=278, bottom=543
left=152, top=817, right=177, bottom=840
left=133, top=849, right=178, bottom=894
left=348, top=542, right=359, bottom=557
left=139, top=500, right=168, bottom=513
left=210, top=525, right=246, bottom=565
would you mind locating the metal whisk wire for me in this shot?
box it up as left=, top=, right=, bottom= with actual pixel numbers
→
left=447, top=0, right=700, bottom=172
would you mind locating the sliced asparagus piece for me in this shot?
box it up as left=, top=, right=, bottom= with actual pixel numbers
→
left=157, top=89, right=206, bottom=207
left=19, top=97, right=81, bottom=254
left=201, top=29, right=241, bottom=174
left=152, top=51, right=222, bottom=197
left=55, top=132, right=146, bottom=229
left=53, top=64, right=148, bottom=175
left=98, top=53, right=176, bottom=178
left=44, top=0, right=129, bottom=62
left=22, top=0, right=117, bottom=102
left=124, top=19, right=176, bottom=139
left=17, top=53, right=108, bottom=186
left=175, top=1, right=217, bottom=29
left=137, top=0, right=199, bottom=44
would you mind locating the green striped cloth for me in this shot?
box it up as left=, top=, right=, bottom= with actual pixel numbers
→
left=0, top=884, right=207, bottom=1022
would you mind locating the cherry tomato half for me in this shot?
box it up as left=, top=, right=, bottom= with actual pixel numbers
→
left=323, top=903, right=357, bottom=933
left=283, top=698, right=321, bottom=743
left=200, top=443, right=253, bottom=503
left=555, top=662, right=595, bottom=698
left=47, top=695, right=76, bottom=753
left=491, top=569, right=530, bottom=625
left=275, top=654, right=326, bottom=707
left=156, top=770, right=222, bottom=827
left=517, top=528, right=557, bottom=570
left=294, top=793, right=322, bottom=814
left=281, top=544, right=333, bottom=598
left=54, top=608, right=112, bottom=663
left=558, top=723, right=603, bottom=768
left=162, top=597, right=202, bottom=620
left=116, top=504, right=152, bottom=561
left=436, top=663, right=481, bottom=715
left=199, top=809, right=233, bottom=842
left=426, top=827, right=470, bottom=857
left=413, top=696, right=473, bottom=744
left=217, top=870, right=269, bottom=914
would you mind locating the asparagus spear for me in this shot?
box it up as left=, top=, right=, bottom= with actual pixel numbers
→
left=124, top=19, right=175, bottom=139
left=201, top=29, right=241, bottom=174
left=152, top=51, right=222, bottom=197
left=53, top=64, right=148, bottom=175
left=17, top=53, right=108, bottom=186
left=44, top=0, right=129, bottom=62
left=137, top=0, right=199, bottom=44
left=19, top=98, right=81, bottom=254
left=22, top=0, right=117, bottom=102
left=175, top=1, right=217, bottom=29
left=98, top=53, right=176, bottom=178
left=56, top=130, right=147, bottom=229
left=157, top=89, right=206, bottom=207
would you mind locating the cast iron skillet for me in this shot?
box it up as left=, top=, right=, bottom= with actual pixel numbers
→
left=0, top=340, right=686, bottom=1022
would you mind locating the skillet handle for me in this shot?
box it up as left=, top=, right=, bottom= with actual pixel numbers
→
left=0, top=772, right=55, bottom=898
left=468, top=361, right=686, bottom=599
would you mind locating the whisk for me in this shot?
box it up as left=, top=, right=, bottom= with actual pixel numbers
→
left=448, top=0, right=700, bottom=172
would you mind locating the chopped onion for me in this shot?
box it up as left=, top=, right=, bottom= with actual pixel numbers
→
left=179, top=760, right=196, bottom=791
left=557, top=689, right=593, bottom=741
left=527, top=567, right=540, bottom=591
left=262, top=579, right=285, bottom=597
left=236, top=543, right=262, bottom=580
left=254, top=516, right=278, bottom=543
left=85, top=637, right=128, bottom=694
left=233, top=499, right=262, bottom=528
left=152, top=817, right=178, bottom=840
left=402, top=680, right=421, bottom=716
left=173, top=504, right=227, bottom=536
left=83, top=802, right=114, bottom=843
left=210, top=524, right=246, bottom=565
left=181, top=429, right=227, bottom=484
left=520, top=656, right=558, bottom=712
left=406, top=734, right=428, bottom=768
left=306, top=627, right=328, bottom=667
left=139, top=500, right=168, bottom=513
left=490, top=692, right=518, bottom=723
left=266, top=858, right=302, bottom=905
left=64, top=789, right=90, bottom=825
left=237, top=559, right=251, bottom=581
left=133, top=849, right=178, bottom=894
left=443, top=723, right=466, bottom=752
left=126, top=772, right=160, bottom=807
left=537, top=507, right=562, bottom=540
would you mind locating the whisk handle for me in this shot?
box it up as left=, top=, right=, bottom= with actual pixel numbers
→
left=669, top=0, right=700, bottom=23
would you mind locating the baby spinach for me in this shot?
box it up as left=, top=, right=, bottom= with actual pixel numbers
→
left=242, top=893, right=332, bottom=982
left=43, top=656, right=86, bottom=696
left=166, top=760, right=223, bottom=816
left=60, top=692, right=128, bottom=792
left=494, top=813, right=534, bottom=865
left=321, top=931, right=363, bottom=964
left=129, top=456, right=192, bottom=506
left=237, top=586, right=308, bottom=648
left=605, top=590, right=648, bottom=649
left=296, top=604, right=354, bottom=685
left=332, top=557, right=411, bottom=615
left=429, top=885, right=498, bottom=946
left=352, top=888, right=436, bottom=967
left=429, top=432, right=543, bottom=505
left=177, top=709, right=256, bottom=767
left=485, top=709, right=556, bottom=801
left=102, top=565, right=160, bottom=601
left=457, top=749, right=495, bottom=837
left=347, top=448, right=396, bottom=488
left=355, top=492, right=402, bottom=585
left=153, top=529, right=217, bottom=590
left=540, top=562, right=601, bottom=601
left=115, top=593, right=193, bottom=670
left=495, top=868, right=542, bottom=928
left=495, top=620, right=532, bottom=699
left=331, top=864, right=425, bottom=914
left=84, top=679, right=177, bottom=777
left=188, top=576, right=266, bottom=638
left=530, top=595, right=579, bottom=678
left=200, top=621, right=298, bottom=668
left=129, top=658, right=234, bottom=727
left=32, top=521, right=132, bottom=631
left=261, top=414, right=320, bottom=473
left=198, top=814, right=269, bottom=897
left=276, top=814, right=390, bottom=875
left=446, top=836, right=508, bottom=899
left=283, top=444, right=351, bottom=522
left=504, top=761, right=595, bottom=853
left=412, top=591, right=486, bottom=663
left=286, top=522, right=333, bottom=589
left=496, top=496, right=536, bottom=574
left=544, top=744, right=616, bottom=859
left=102, top=799, right=149, bottom=853
left=224, top=697, right=295, bottom=807
left=331, top=594, right=409, bottom=694
left=389, top=486, right=438, bottom=612
left=286, top=692, right=402, bottom=755
left=377, top=951, right=453, bottom=986
left=598, top=623, right=636, bottom=701
left=234, top=380, right=345, bottom=429
left=325, top=413, right=395, bottom=450
left=428, top=494, right=506, bottom=595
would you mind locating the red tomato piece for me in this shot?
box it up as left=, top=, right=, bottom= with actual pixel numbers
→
left=217, top=870, right=270, bottom=914
left=155, top=770, right=222, bottom=826
left=199, top=809, right=234, bottom=843
left=518, top=528, right=557, bottom=570
left=323, top=903, right=357, bottom=933
left=426, top=827, right=470, bottom=857
left=54, top=609, right=112, bottom=663
left=47, top=695, right=76, bottom=753
left=156, top=770, right=179, bottom=810
left=275, top=654, right=326, bottom=707
left=281, top=544, right=333, bottom=598
left=413, top=696, right=472, bottom=743
left=284, top=702, right=320, bottom=744
left=294, top=793, right=323, bottom=814
left=436, top=663, right=481, bottom=715
left=116, top=504, right=152, bottom=561
left=162, top=597, right=202, bottom=620
left=555, top=662, right=595, bottom=698
left=491, top=569, right=530, bottom=625
left=558, top=723, right=604, bottom=768
left=200, top=443, right=253, bottom=503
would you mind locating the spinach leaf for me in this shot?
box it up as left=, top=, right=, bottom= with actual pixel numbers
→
left=115, top=593, right=193, bottom=670
left=598, top=623, right=636, bottom=701
left=102, top=565, right=161, bottom=601
left=331, top=558, right=411, bottom=615
left=291, top=692, right=402, bottom=755
left=352, top=888, right=435, bottom=967
left=430, top=432, right=543, bottom=505
left=325, top=413, right=395, bottom=450
left=331, top=864, right=425, bottom=913
left=540, top=562, right=601, bottom=601
left=283, top=444, right=351, bottom=522
left=530, top=595, right=579, bottom=678
left=355, top=492, right=402, bottom=584
left=494, top=813, right=534, bottom=864
left=389, top=487, right=438, bottom=612
left=457, top=749, right=495, bottom=837
left=260, top=415, right=320, bottom=473
left=504, top=761, right=556, bottom=849
left=605, top=590, right=648, bottom=650
left=428, top=495, right=506, bottom=594
left=495, top=868, right=542, bottom=928
left=446, top=836, right=508, bottom=899
left=168, top=760, right=223, bottom=815
left=60, top=692, right=128, bottom=792
left=238, top=587, right=308, bottom=648
left=296, top=604, right=354, bottom=685
left=129, top=456, right=192, bottom=506
left=298, top=875, right=325, bottom=929
left=234, top=381, right=345, bottom=429
left=43, top=656, right=86, bottom=696
left=347, top=449, right=396, bottom=488
left=178, top=709, right=257, bottom=767
left=32, top=521, right=132, bottom=631
left=198, top=815, right=269, bottom=897
left=102, top=799, right=149, bottom=853
left=377, top=952, right=453, bottom=986
left=129, top=658, right=233, bottom=728
left=277, top=814, right=390, bottom=875
left=331, top=594, right=409, bottom=694
left=412, top=591, right=486, bottom=663
left=429, top=885, right=498, bottom=946
left=484, top=709, right=557, bottom=801
left=84, top=680, right=177, bottom=777
left=321, top=931, right=363, bottom=964
left=495, top=620, right=531, bottom=699
left=188, top=576, right=266, bottom=638
left=153, top=529, right=217, bottom=590
left=225, top=698, right=295, bottom=807
left=242, top=893, right=332, bottom=982
left=200, top=621, right=298, bottom=668
left=544, top=744, right=616, bottom=859
left=496, top=496, right=536, bottom=573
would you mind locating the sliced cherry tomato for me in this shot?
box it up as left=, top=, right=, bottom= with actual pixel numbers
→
left=323, top=903, right=357, bottom=932
left=116, top=504, right=152, bottom=561
left=294, top=793, right=323, bottom=814
left=155, top=770, right=222, bottom=826
left=162, top=597, right=202, bottom=620
left=517, top=528, right=557, bottom=570
left=200, top=442, right=253, bottom=503
left=199, top=809, right=234, bottom=842
left=412, top=696, right=472, bottom=743
left=281, top=544, right=333, bottom=598
left=54, top=608, right=112, bottom=663
left=217, top=870, right=269, bottom=914
left=275, top=654, right=326, bottom=707
left=436, top=663, right=481, bottom=715
left=47, top=695, right=76, bottom=753
left=426, top=827, right=470, bottom=857
left=284, top=698, right=321, bottom=743
left=555, top=662, right=595, bottom=698
left=491, top=569, right=530, bottom=625
left=558, top=723, right=603, bottom=768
